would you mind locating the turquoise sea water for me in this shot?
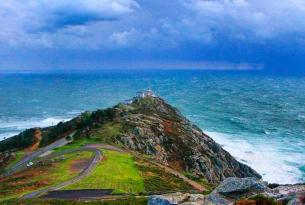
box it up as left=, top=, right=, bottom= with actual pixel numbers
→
left=0, top=70, right=304, bottom=184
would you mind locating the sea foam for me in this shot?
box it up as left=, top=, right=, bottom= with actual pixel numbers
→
left=205, top=131, right=305, bottom=184
left=0, top=117, right=70, bottom=141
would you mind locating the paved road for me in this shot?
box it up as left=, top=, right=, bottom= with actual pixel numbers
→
left=22, top=147, right=102, bottom=199
left=2, top=131, right=75, bottom=178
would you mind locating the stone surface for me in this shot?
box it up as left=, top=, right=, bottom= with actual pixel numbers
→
left=266, top=184, right=305, bottom=199
left=216, top=177, right=266, bottom=197
left=114, top=97, right=261, bottom=185
left=206, top=192, right=232, bottom=205
left=147, top=179, right=305, bottom=205
left=147, top=193, right=206, bottom=205
left=286, top=192, right=305, bottom=205
left=206, top=177, right=266, bottom=205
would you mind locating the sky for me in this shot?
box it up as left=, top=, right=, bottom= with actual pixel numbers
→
left=0, top=0, right=305, bottom=72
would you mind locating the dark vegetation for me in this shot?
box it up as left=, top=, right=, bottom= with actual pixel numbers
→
left=0, top=108, right=117, bottom=152
left=184, top=172, right=213, bottom=194
left=0, top=129, right=36, bottom=152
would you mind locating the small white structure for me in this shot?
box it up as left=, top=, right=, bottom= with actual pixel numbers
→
left=137, top=89, right=155, bottom=98
left=145, top=89, right=154, bottom=97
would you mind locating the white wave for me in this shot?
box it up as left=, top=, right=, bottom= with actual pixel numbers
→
left=0, top=117, right=70, bottom=130
left=0, top=132, right=20, bottom=141
left=0, top=117, right=71, bottom=141
left=205, top=131, right=305, bottom=184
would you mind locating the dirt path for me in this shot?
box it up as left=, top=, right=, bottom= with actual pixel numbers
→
left=27, top=129, right=42, bottom=152
left=87, top=144, right=206, bottom=192
left=22, top=147, right=102, bottom=199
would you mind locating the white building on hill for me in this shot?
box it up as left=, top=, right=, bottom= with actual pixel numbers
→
left=137, top=89, right=155, bottom=98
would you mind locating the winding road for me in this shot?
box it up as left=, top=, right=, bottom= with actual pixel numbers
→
left=4, top=141, right=204, bottom=199
left=22, top=147, right=102, bottom=199
left=2, top=132, right=75, bottom=178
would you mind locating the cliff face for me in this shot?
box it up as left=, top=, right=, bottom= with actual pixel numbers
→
left=1, top=96, right=261, bottom=185
left=107, top=97, right=261, bottom=184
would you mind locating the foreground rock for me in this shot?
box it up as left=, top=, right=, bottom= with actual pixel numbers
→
left=206, top=177, right=267, bottom=204
left=207, top=177, right=305, bottom=205
left=148, top=178, right=305, bottom=205
left=266, top=184, right=305, bottom=204
left=148, top=192, right=206, bottom=205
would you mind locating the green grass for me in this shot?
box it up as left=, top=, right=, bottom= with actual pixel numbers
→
left=52, top=138, right=95, bottom=153
left=49, top=151, right=93, bottom=182
left=0, top=151, right=93, bottom=201
left=65, top=150, right=145, bottom=194
left=53, top=122, right=124, bottom=154
left=0, top=197, right=148, bottom=205
left=184, top=172, right=213, bottom=194
left=135, top=159, right=193, bottom=194
left=90, top=122, right=123, bottom=143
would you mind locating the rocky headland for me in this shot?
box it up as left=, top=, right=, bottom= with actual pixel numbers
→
left=1, top=95, right=304, bottom=204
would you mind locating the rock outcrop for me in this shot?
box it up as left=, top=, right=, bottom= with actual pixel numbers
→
left=206, top=177, right=267, bottom=204
left=1, top=96, right=260, bottom=185
left=148, top=192, right=206, bottom=205
left=149, top=178, right=305, bottom=205
left=111, top=97, right=261, bottom=184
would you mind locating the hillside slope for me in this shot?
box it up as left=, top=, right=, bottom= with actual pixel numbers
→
left=0, top=96, right=260, bottom=185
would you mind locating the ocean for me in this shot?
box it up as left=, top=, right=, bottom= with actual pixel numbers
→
left=0, top=70, right=304, bottom=184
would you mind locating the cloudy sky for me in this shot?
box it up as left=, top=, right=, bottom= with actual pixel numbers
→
left=0, top=0, right=305, bottom=72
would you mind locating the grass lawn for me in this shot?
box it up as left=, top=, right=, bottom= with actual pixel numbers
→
left=53, top=123, right=123, bottom=153
left=52, top=138, right=94, bottom=153
left=65, top=150, right=145, bottom=194
left=135, top=158, right=193, bottom=194
left=90, top=122, right=123, bottom=144
left=0, top=151, right=93, bottom=202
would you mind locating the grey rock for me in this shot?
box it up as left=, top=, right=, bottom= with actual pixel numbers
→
left=205, top=177, right=267, bottom=205
left=148, top=193, right=189, bottom=205
left=147, top=193, right=206, bottom=205
left=286, top=192, right=305, bottom=205
left=216, top=177, right=266, bottom=197
left=115, top=97, right=261, bottom=185
left=266, top=184, right=305, bottom=200
left=148, top=196, right=172, bottom=205
left=206, top=193, right=232, bottom=205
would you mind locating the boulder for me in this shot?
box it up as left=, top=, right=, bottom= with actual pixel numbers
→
left=206, top=177, right=267, bottom=205
left=286, top=192, right=305, bottom=205
left=148, top=193, right=189, bottom=205
left=266, top=184, right=305, bottom=200
left=147, top=192, right=206, bottom=205
left=216, top=177, right=266, bottom=198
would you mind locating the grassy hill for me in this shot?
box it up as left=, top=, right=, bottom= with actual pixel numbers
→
left=0, top=96, right=261, bottom=204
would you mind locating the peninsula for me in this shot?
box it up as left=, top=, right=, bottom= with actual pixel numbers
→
left=0, top=93, right=304, bottom=205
